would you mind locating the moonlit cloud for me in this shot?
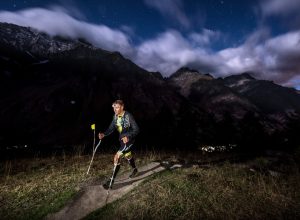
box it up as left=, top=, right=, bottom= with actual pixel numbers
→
left=0, top=6, right=299, bottom=88
left=144, top=0, right=190, bottom=29
left=260, top=0, right=300, bottom=30
left=134, top=27, right=300, bottom=87
left=0, top=7, right=133, bottom=55
left=262, top=31, right=300, bottom=83
left=283, top=75, right=300, bottom=89
left=216, top=30, right=300, bottom=84
left=135, top=30, right=197, bottom=74
left=260, top=0, right=300, bottom=16
left=188, top=29, right=221, bottom=47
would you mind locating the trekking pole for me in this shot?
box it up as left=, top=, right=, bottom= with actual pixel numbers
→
left=104, top=143, right=132, bottom=182
left=86, top=139, right=101, bottom=174
left=86, top=124, right=102, bottom=175
left=104, top=143, right=130, bottom=203
left=105, top=163, right=118, bottom=204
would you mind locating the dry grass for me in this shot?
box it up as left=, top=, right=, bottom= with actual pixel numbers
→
left=86, top=154, right=300, bottom=220
left=0, top=147, right=167, bottom=220
left=0, top=149, right=114, bottom=220
left=1, top=147, right=300, bottom=220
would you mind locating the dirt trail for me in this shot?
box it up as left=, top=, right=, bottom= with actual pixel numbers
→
left=45, top=162, right=166, bottom=220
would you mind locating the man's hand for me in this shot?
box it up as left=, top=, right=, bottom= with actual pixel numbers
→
left=121, top=136, right=129, bottom=144
left=98, top=133, right=105, bottom=140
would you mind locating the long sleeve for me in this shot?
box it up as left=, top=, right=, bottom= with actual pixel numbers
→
left=104, top=117, right=115, bottom=136
left=126, top=113, right=139, bottom=140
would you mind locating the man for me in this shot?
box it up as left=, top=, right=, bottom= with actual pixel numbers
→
left=99, top=99, right=139, bottom=189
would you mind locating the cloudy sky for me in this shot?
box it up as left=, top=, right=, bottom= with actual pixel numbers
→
left=0, top=0, right=300, bottom=89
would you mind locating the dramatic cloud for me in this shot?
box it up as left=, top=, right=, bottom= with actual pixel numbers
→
left=144, top=0, right=190, bottom=29
left=135, top=30, right=196, bottom=74
left=134, top=27, right=300, bottom=87
left=134, top=28, right=263, bottom=77
left=188, top=29, right=221, bottom=47
left=216, top=30, right=300, bottom=84
left=0, top=7, right=133, bottom=56
left=0, top=6, right=299, bottom=88
left=134, top=30, right=222, bottom=75
left=262, top=30, right=300, bottom=83
left=260, top=0, right=300, bottom=16
left=260, top=0, right=300, bottom=30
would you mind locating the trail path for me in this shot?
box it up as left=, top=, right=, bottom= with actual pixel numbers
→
left=45, top=162, right=166, bottom=220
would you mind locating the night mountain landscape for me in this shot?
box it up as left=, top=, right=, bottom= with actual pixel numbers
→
left=0, top=1, right=300, bottom=219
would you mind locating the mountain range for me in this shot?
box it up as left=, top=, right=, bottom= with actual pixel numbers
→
left=1, top=22, right=300, bottom=150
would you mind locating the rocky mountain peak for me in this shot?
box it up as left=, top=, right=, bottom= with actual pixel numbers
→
left=0, top=22, right=109, bottom=60
left=170, top=67, right=212, bottom=79
left=0, top=22, right=77, bottom=57
left=173, top=67, right=199, bottom=75
left=168, top=67, right=214, bottom=97
left=225, top=72, right=255, bottom=81
left=223, top=72, right=256, bottom=89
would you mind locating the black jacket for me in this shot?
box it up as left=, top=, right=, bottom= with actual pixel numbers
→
left=104, top=111, right=139, bottom=143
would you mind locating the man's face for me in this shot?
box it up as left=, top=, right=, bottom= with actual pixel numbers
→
left=112, top=103, right=124, bottom=115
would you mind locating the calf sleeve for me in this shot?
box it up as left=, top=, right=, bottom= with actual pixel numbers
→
left=128, top=158, right=136, bottom=169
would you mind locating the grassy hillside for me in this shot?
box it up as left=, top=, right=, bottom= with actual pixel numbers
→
left=0, top=147, right=158, bottom=220
left=1, top=147, right=300, bottom=220
left=86, top=160, right=300, bottom=220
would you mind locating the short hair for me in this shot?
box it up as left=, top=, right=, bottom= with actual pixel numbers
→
left=112, top=99, right=124, bottom=107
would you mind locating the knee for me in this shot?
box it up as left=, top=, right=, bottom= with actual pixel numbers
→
left=114, top=154, right=120, bottom=165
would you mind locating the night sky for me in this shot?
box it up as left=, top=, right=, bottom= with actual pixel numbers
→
left=0, top=0, right=300, bottom=89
